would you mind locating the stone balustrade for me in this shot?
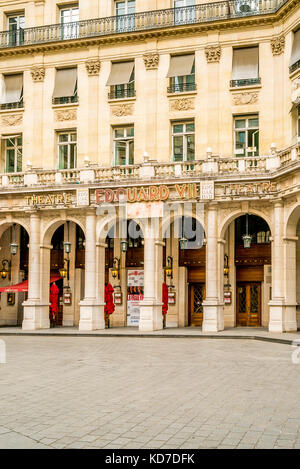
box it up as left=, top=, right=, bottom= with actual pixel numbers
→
left=0, top=144, right=298, bottom=189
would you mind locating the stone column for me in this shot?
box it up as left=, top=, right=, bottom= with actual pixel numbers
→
left=283, top=236, right=298, bottom=331
left=23, top=212, right=49, bottom=330
left=79, top=211, right=105, bottom=330
left=269, top=201, right=297, bottom=332
left=202, top=204, right=224, bottom=332
left=139, top=220, right=163, bottom=331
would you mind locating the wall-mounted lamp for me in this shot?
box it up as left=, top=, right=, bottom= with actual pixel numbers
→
left=0, top=259, right=11, bottom=280
left=224, top=254, right=229, bottom=278
left=112, top=257, right=120, bottom=280
left=165, top=256, right=173, bottom=280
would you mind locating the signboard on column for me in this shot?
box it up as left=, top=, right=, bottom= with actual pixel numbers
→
left=127, top=270, right=144, bottom=326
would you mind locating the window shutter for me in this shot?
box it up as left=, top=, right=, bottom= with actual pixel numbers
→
left=232, top=47, right=259, bottom=80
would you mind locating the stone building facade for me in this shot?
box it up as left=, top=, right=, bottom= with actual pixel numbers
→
left=0, top=0, right=299, bottom=332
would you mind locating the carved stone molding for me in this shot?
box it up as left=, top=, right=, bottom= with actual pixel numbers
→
left=55, top=109, right=77, bottom=122
left=31, top=66, right=45, bottom=82
left=1, top=114, right=23, bottom=126
left=111, top=104, right=134, bottom=117
left=292, top=77, right=300, bottom=91
left=143, top=53, right=159, bottom=70
left=170, top=97, right=195, bottom=111
left=205, top=46, right=221, bottom=63
left=85, top=59, right=101, bottom=76
left=232, top=92, right=259, bottom=105
left=270, top=35, right=285, bottom=55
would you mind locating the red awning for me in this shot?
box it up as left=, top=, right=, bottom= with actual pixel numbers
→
left=0, top=275, right=61, bottom=293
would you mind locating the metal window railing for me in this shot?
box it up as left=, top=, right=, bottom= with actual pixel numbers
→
left=167, top=83, right=197, bottom=93
left=0, top=100, right=24, bottom=110
left=108, top=87, right=136, bottom=100
left=230, top=78, right=261, bottom=87
left=52, top=95, right=78, bottom=105
left=0, top=1, right=288, bottom=50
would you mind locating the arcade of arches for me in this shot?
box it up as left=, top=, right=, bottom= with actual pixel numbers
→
left=0, top=201, right=299, bottom=333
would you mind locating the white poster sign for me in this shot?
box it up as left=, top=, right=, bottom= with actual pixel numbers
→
left=200, top=181, right=214, bottom=200
left=127, top=270, right=144, bottom=326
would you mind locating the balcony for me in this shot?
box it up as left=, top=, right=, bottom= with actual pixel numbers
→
left=0, top=100, right=24, bottom=110
left=230, top=78, right=261, bottom=87
left=167, top=83, right=197, bottom=94
left=108, top=87, right=136, bottom=100
left=52, top=95, right=78, bottom=105
left=0, top=1, right=288, bottom=51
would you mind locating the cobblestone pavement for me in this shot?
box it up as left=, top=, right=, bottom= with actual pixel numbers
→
left=0, top=336, right=300, bottom=449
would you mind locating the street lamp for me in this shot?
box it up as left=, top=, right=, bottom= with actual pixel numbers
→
left=64, top=221, right=72, bottom=254
left=179, top=216, right=188, bottom=250
left=242, top=214, right=252, bottom=249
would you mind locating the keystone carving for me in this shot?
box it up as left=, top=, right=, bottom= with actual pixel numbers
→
left=270, top=35, right=285, bottom=55
left=170, top=98, right=195, bottom=111
left=143, top=53, right=160, bottom=70
left=111, top=104, right=134, bottom=117
left=1, top=114, right=23, bottom=126
left=205, top=46, right=221, bottom=63
left=85, top=59, right=101, bottom=76
left=55, top=109, right=77, bottom=121
left=31, top=66, right=45, bottom=82
left=232, top=92, right=259, bottom=105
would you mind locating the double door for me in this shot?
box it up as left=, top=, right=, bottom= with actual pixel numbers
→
left=189, top=283, right=206, bottom=327
left=236, top=282, right=261, bottom=327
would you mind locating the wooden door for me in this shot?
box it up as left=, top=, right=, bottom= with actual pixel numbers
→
left=236, top=282, right=261, bottom=327
left=189, top=283, right=206, bottom=327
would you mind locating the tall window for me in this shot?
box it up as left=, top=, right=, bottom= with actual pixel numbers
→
left=7, top=14, right=24, bottom=46
left=60, top=5, right=79, bottom=39
left=234, top=115, right=259, bottom=157
left=107, top=62, right=135, bottom=99
left=174, top=0, right=196, bottom=25
left=231, top=47, right=260, bottom=87
left=115, top=0, right=135, bottom=32
left=52, top=68, right=78, bottom=105
left=172, top=122, right=195, bottom=162
left=113, top=127, right=134, bottom=166
left=58, top=132, right=77, bottom=169
left=168, top=55, right=195, bottom=93
left=5, top=136, right=22, bottom=173
left=0, top=74, right=23, bottom=110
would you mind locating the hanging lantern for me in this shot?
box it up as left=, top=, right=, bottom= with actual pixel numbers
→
left=242, top=214, right=252, bottom=249
left=179, top=237, right=188, bottom=250
left=59, top=266, right=68, bottom=279
left=0, top=267, right=8, bottom=279
left=0, top=260, right=10, bottom=280
left=10, top=243, right=18, bottom=256
left=64, top=241, right=72, bottom=254
left=120, top=240, right=128, bottom=252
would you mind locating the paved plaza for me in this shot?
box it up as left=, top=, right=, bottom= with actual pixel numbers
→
left=0, top=336, right=300, bottom=449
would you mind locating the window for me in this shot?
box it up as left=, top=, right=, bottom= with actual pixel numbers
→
left=290, top=28, right=300, bottom=74
left=0, top=74, right=23, bottom=109
left=172, top=122, right=195, bottom=162
left=58, top=132, right=77, bottom=169
left=174, top=0, right=196, bottom=25
left=168, top=55, right=195, bottom=93
left=52, top=68, right=78, bottom=105
left=107, top=62, right=135, bottom=99
left=115, top=0, right=135, bottom=32
left=7, top=14, right=24, bottom=46
left=60, top=5, right=79, bottom=39
left=4, top=135, right=22, bottom=173
left=234, top=0, right=259, bottom=15
left=231, top=47, right=260, bottom=87
left=113, top=127, right=134, bottom=166
left=234, top=115, right=259, bottom=157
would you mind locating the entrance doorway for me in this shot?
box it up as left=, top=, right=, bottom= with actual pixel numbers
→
left=236, top=282, right=261, bottom=327
left=189, top=283, right=206, bottom=327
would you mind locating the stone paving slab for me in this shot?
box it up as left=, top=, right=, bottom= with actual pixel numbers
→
left=0, top=336, right=300, bottom=449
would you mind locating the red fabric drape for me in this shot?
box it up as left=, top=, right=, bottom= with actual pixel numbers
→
left=162, top=283, right=169, bottom=315
left=49, top=283, right=59, bottom=318
left=105, top=283, right=115, bottom=315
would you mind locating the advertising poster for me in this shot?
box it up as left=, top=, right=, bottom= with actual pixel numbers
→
left=127, top=270, right=144, bottom=326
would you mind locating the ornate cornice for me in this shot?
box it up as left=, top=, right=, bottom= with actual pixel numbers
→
left=85, top=59, right=101, bottom=75
left=143, top=53, right=159, bottom=70
left=271, top=35, right=285, bottom=55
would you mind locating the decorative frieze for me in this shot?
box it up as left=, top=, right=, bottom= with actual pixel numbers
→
left=270, top=35, right=285, bottom=56
left=31, top=66, right=45, bottom=82
left=1, top=114, right=23, bottom=126
left=205, top=46, right=221, bottom=63
left=143, top=53, right=159, bottom=70
left=55, top=109, right=77, bottom=121
left=170, top=97, right=195, bottom=111
left=85, top=59, right=101, bottom=76
left=111, top=104, right=134, bottom=117
left=232, top=92, right=259, bottom=105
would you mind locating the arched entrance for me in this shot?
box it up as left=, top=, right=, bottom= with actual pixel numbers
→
left=0, top=222, right=29, bottom=326
left=223, top=214, right=272, bottom=327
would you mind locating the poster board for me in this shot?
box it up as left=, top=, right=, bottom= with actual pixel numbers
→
left=127, top=270, right=144, bottom=326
